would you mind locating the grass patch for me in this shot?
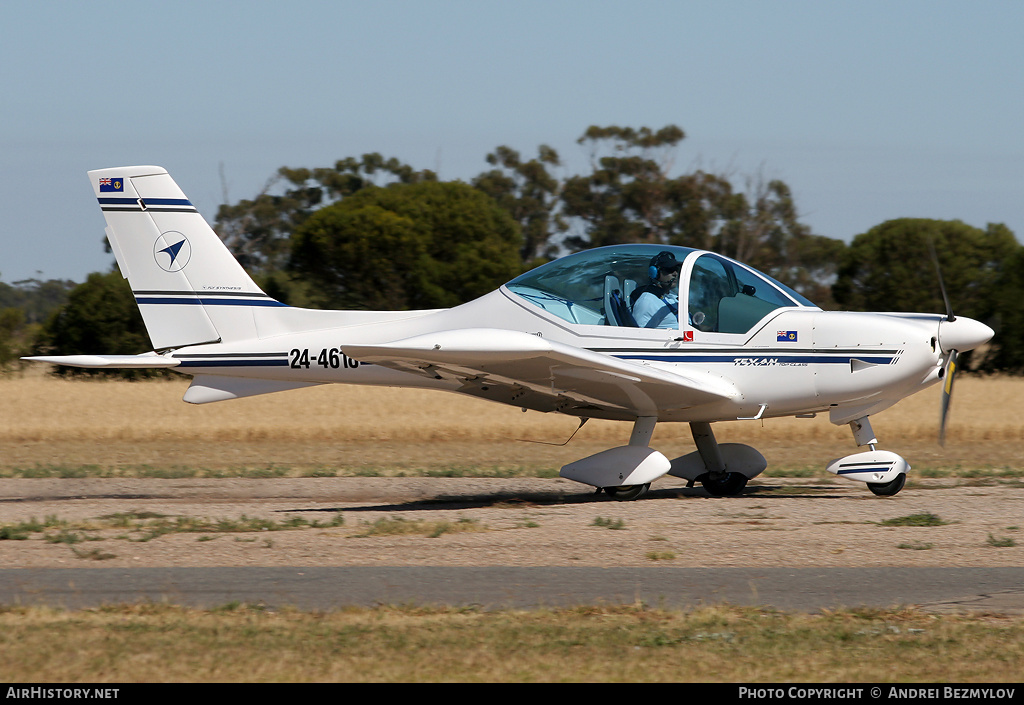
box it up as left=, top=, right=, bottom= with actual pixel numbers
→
left=915, top=465, right=1024, bottom=479
left=100, top=511, right=170, bottom=527
left=877, top=512, right=949, bottom=527
left=6, top=464, right=106, bottom=478
left=761, top=466, right=820, bottom=478
left=0, top=512, right=347, bottom=545
left=645, top=551, right=677, bottom=561
left=897, top=541, right=934, bottom=551
left=591, top=517, right=626, bottom=530
left=120, top=513, right=346, bottom=541
left=0, top=604, right=1022, bottom=682
left=43, top=530, right=93, bottom=545
left=423, top=465, right=557, bottom=478
left=1, top=516, right=67, bottom=539
left=351, top=516, right=487, bottom=538
left=0, top=526, right=30, bottom=540
left=71, top=547, right=117, bottom=561
left=986, top=534, right=1017, bottom=548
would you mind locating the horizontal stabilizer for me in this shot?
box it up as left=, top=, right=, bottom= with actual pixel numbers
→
left=183, top=375, right=322, bottom=404
left=22, top=354, right=181, bottom=369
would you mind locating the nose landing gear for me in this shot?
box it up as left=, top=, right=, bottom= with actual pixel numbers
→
left=826, top=416, right=909, bottom=496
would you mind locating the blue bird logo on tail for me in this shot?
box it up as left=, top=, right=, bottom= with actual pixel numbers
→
left=154, top=232, right=191, bottom=272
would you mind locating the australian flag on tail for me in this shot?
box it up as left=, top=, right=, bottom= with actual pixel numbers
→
left=99, top=177, right=124, bottom=192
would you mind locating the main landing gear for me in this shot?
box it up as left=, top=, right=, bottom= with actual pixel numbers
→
left=699, top=471, right=749, bottom=497
left=560, top=417, right=767, bottom=500
left=672, top=422, right=760, bottom=497
left=562, top=416, right=668, bottom=502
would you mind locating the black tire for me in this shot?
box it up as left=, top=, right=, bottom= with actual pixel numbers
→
left=700, top=472, right=748, bottom=497
left=868, top=473, right=906, bottom=496
left=604, top=483, right=650, bottom=501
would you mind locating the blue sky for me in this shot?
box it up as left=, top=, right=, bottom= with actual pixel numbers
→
left=2, top=0, right=1022, bottom=283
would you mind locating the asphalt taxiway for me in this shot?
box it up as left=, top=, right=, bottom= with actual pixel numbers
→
left=2, top=566, right=1023, bottom=613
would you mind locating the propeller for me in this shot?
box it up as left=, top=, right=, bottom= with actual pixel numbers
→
left=927, top=237, right=955, bottom=324
left=938, top=349, right=957, bottom=446
left=928, top=237, right=957, bottom=446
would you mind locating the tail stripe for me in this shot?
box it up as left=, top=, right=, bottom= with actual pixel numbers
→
left=134, top=290, right=273, bottom=298
left=98, top=197, right=197, bottom=213
left=136, top=294, right=287, bottom=308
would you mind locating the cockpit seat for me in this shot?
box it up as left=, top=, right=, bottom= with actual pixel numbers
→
left=603, top=275, right=638, bottom=327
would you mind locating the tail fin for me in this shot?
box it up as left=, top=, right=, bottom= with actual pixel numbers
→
left=90, top=166, right=283, bottom=350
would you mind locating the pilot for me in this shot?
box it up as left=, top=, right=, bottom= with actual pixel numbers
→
left=632, top=251, right=681, bottom=329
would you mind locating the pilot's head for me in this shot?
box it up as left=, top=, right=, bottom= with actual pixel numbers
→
left=648, top=251, right=682, bottom=290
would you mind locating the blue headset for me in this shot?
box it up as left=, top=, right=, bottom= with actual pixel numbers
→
left=649, top=252, right=680, bottom=281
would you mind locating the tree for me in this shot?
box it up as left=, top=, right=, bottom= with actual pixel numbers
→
left=833, top=219, right=1017, bottom=316
left=0, top=277, right=77, bottom=371
left=833, top=219, right=1020, bottom=370
left=289, top=181, right=522, bottom=310
left=472, top=145, right=563, bottom=266
left=986, top=246, right=1024, bottom=372
left=35, top=271, right=160, bottom=378
left=0, top=307, right=26, bottom=370
left=560, top=124, right=702, bottom=248
left=715, top=176, right=847, bottom=306
left=556, top=125, right=844, bottom=304
left=0, top=278, right=76, bottom=324
left=214, top=154, right=437, bottom=277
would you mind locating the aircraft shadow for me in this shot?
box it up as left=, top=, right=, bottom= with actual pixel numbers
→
left=282, top=483, right=850, bottom=514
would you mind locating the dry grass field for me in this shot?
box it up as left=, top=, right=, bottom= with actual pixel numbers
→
left=2, top=603, right=1022, bottom=683
left=1, top=367, right=1022, bottom=476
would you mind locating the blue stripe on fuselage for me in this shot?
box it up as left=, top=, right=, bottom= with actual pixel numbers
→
left=612, top=354, right=895, bottom=365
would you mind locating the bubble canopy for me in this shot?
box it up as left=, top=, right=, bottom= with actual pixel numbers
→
left=504, top=244, right=817, bottom=333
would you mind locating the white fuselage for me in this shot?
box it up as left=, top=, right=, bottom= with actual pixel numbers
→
left=168, top=286, right=951, bottom=425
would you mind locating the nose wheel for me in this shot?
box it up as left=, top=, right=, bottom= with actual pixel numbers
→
left=867, top=473, right=906, bottom=496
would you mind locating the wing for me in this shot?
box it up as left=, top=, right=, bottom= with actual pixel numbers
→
left=343, top=328, right=736, bottom=419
